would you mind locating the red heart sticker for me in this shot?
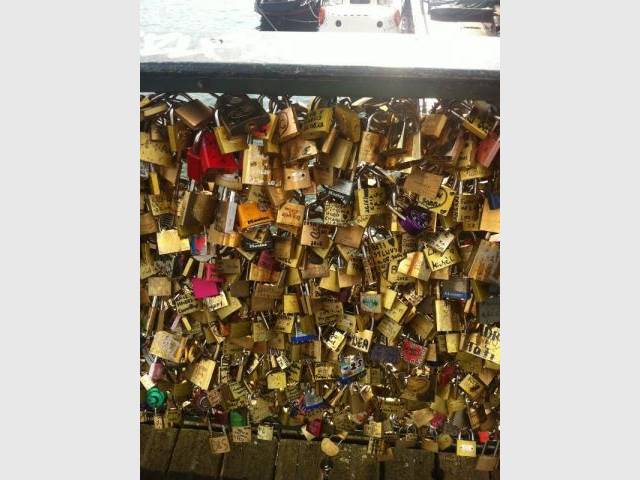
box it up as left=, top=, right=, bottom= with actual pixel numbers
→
left=400, top=339, right=427, bottom=365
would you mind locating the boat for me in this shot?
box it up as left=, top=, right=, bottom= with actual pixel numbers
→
left=318, top=0, right=406, bottom=34
left=427, top=0, right=498, bottom=24
left=426, top=0, right=500, bottom=37
left=255, top=0, right=322, bottom=31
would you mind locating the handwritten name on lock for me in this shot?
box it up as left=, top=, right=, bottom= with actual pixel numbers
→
left=417, top=185, right=456, bottom=215
left=276, top=202, right=304, bottom=227
left=425, top=244, right=461, bottom=271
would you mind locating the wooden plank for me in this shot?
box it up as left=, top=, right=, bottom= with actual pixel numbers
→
left=166, top=428, right=224, bottom=480
left=141, top=426, right=179, bottom=480
left=221, top=438, right=278, bottom=480
left=331, top=442, right=380, bottom=480
left=274, top=439, right=315, bottom=480
left=383, top=447, right=436, bottom=480
left=275, top=439, right=379, bottom=480
left=141, top=423, right=152, bottom=458
left=437, top=452, right=490, bottom=480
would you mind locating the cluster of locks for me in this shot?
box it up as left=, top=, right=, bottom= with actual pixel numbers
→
left=140, top=92, right=500, bottom=473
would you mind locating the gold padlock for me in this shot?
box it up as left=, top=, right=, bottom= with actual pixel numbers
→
left=300, top=98, right=333, bottom=140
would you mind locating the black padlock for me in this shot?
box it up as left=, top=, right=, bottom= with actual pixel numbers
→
left=216, top=94, right=270, bottom=137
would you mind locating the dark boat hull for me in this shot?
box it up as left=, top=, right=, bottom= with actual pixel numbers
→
left=255, top=0, right=320, bottom=31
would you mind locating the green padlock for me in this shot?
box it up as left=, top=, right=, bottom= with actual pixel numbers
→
left=145, top=386, right=167, bottom=409
left=229, top=409, right=247, bottom=427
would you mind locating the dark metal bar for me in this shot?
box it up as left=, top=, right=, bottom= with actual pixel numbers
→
left=140, top=32, right=499, bottom=101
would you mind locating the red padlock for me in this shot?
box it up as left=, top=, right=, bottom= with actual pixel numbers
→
left=200, top=131, right=239, bottom=173
left=476, top=131, right=500, bottom=167
left=439, top=363, right=457, bottom=386
left=430, top=412, right=446, bottom=429
left=257, top=250, right=278, bottom=272
left=186, top=132, right=204, bottom=181
left=192, top=263, right=223, bottom=299
left=478, top=430, right=491, bottom=444
left=306, top=418, right=323, bottom=438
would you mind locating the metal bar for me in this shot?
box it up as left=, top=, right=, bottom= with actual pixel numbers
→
left=141, top=32, right=499, bottom=101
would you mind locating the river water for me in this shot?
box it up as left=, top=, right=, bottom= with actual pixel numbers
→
left=141, top=0, right=270, bottom=37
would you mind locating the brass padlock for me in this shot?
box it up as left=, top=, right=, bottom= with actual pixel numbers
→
left=421, top=113, right=448, bottom=138
left=213, top=109, right=247, bottom=154
left=300, top=98, right=333, bottom=140
left=321, top=137, right=353, bottom=170
left=334, top=101, right=361, bottom=142
left=174, top=99, right=213, bottom=130
left=381, top=112, right=409, bottom=156
left=358, top=112, right=385, bottom=164
left=276, top=97, right=299, bottom=143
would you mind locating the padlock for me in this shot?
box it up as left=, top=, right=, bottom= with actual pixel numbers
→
left=456, top=134, right=477, bottom=170
left=486, top=169, right=500, bottom=210
left=476, top=118, right=500, bottom=168
left=213, top=187, right=238, bottom=234
left=300, top=97, right=334, bottom=140
left=242, top=137, right=272, bottom=185
left=192, top=263, right=222, bottom=299
left=141, top=131, right=173, bottom=167
left=191, top=191, right=216, bottom=225
left=387, top=190, right=429, bottom=235
left=281, top=136, right=319, bottom=164
left=216, top=94, right=271, bottom=137
left=355, top=168, right=387, bottom=217
left=421, top=112, right=448, bottom=138
left=174, top=98, right=213, bottom=130
left=283, top=165, right=312, bottom=191
left=207, top=418, right=231, bottom=454
left=385, top=115, right=423, bottom=170
left=449, top=107, right=489, bottom=140
left=175, top=181, right=198, bottom=228
left=381, top=111, right=410, bottom=156
left=300, top=202, right=332, bottom=249
left=321, top=432, right=346, bottom=457
left=456, top=429, right=477, bottom=457
left=322, top=136, right=353, bottom=170
left=142, top=101, right=169, bottom=120
left=348, top=317, right=374, bottom=353
left=213, top=109, right=247, bottom=154
left=320, top=122, right=339, bottom=154
left=145, top=386, right=167, bottom=409
left=276, top=96, right=299, bottom=143
left=236, top=201, right=274, bottom=231
left=325, top=167, right=357, bottom=203
left=166, top=103, right=192, bottom=154
left=358, top=111, right=385, bottom=164
left=334, top=100, right=361, bottom=142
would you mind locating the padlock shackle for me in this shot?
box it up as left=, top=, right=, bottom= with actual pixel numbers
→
left=366, top=111, right=387, bottom=131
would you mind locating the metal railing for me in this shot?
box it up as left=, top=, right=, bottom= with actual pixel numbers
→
left=140, top=31, right=499, bottom=100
